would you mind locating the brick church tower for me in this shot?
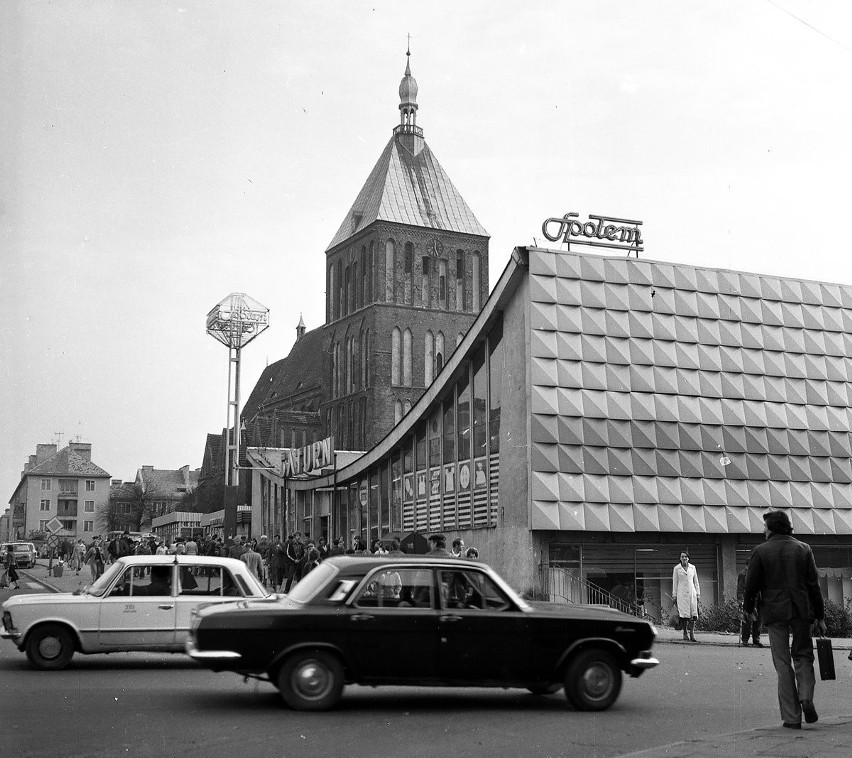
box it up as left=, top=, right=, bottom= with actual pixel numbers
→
left=323, top=49, right=489, bottom=450
left=242, top=50, right=489, bottom=453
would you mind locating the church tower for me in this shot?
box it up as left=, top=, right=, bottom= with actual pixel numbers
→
left=323, top=49, right=490, bottom=451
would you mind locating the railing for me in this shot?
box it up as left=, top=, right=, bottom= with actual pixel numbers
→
left=538, top=565, right=656, bottom=622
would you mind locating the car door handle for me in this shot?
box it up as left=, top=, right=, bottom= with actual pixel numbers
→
left=158, top=604, right=174, bottom=610
left=352, top=613, right=374, bottom=622
left=440, top=614, right=462, bottom=622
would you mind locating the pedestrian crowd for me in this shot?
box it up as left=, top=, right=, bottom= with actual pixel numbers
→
left=31, top=530, right=481, bottom=595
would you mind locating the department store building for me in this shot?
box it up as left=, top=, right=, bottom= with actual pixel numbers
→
left=247, top=243, right=852, bottom=617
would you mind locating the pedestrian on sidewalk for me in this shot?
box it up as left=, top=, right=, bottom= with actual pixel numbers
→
left=4, top=544, right=21, bottom=590
left=85, top=536, right=105, bottom=581
left=672, top=550, right=700, bottom=642
left=743, top=510, right=827, bottom=730
left=737, top=555, right=763, bottom=647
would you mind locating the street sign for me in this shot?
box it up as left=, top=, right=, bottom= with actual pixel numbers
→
left=46, top=534, right=59, bottom=548
left=46, top=517, right=63, bottom=534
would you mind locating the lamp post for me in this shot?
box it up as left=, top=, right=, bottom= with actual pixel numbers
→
left=206, top=293, right=270, bottom=492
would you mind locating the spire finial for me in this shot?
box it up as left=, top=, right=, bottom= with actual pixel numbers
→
left=407, top=33, right=411, bottom=56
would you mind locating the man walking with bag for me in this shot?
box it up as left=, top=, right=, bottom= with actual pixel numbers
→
left=743, top=510, right=827, bottom=730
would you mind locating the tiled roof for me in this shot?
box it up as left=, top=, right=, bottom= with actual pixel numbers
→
left=241, top=326, right=326, bottom=422
left=27, top=446, right=110, bottom=478
left=527, top=249, right=852, bottom=535
left=326, top=136, right=488, bottom=251
left=136, top=467, right=200, bottom=500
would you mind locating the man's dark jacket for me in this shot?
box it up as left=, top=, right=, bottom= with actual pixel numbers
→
left=743, top=534, right=824, bottom=623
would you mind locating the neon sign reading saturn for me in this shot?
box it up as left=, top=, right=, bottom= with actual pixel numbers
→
left=542, top=213, right=643, bottom=255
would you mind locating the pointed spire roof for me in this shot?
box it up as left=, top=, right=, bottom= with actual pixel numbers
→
left=326, top=50, right=488, bottom=251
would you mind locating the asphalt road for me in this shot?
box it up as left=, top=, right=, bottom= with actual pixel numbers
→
left=3, top=582, right=850, bottom=757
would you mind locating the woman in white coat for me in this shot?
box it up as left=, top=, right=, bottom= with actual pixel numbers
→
left=672, top=550, right=701, bottom=642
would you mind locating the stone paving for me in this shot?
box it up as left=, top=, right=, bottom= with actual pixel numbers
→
left=18, top=561, right=852, bottom=757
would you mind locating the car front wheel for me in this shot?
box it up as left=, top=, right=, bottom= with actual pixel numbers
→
left=25, top=624, right=75, bottom=670
left=564, top=649, right=622, bottom=711
left=277, top=651, right=344, bottom=711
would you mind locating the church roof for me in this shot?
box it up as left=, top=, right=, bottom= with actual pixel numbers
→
left=241, top=326, right=326, bottom=422
left=326, top=134, right=488, bottom=251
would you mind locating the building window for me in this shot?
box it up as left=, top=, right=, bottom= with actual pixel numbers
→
left=41, top=479, right=51, bottom=491
left=439, top=259, right=447, bottom=308
left=456, top=250, right=465, bottom=310
left=472, top=252, right=481, bottom=311
left=422, top=257, right=430, bottom=307
left=39, top=520, right=49, bottom=532
left=85, top=480, right=95, bottom=491
left=328, top=264, right=335, bottom=321
left=40, top=500, right=50, bottom=511
left=424, top=331, right=434, bottom=385
left=436, top=332, right=445, bottom=375
left=385, top=239, right=395, bottom=301
left=60, top=519, right=75, bottom=531
left=84, top=500, right=95, bottom=512
left=391, top=327, right=401, bottom=386
left=84, top=521, right=93, bottom=532
left=403, top=328, right=412, bottom=387
left=404, top=243, right=412, bottom=274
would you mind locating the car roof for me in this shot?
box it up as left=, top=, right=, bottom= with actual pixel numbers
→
left=113, top=555, right=247, bottom=567
left=323, top=555, right=492, bottom=573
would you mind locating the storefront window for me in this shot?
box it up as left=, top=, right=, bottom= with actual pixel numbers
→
left=472, top=345, right=487, bottom=458
left=428, top=410, right=441, bottom=468
left=488, top=318, right=503, bottom=454
left=442, top=395, right=455, bottom=463
left=457, top=370, right=470, bottom=461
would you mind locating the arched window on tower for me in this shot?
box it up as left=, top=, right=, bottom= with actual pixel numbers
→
left=368, top=242, right=375, bottom=304
left=436, top=331, right=445, bottom=374
left=438, top=259, right=447, bottom=308
left=424, top=330, right=434, bottom=385
left=337, top=260, right=343, bottom=319
left=328, top=264, right=335, bottom=322
left=472, top=252, right=481, bottom=312
left=421, top=257, right=430, bottom=308
left=391, top=327, right=401, bottom=386
left=332, top=340, right=339, bottom=397
left=360, top=245, right=366, bottom=308
left=361, top=329, right=369, bottom=388
left=351, top=261, right=358, bottom=311
left=403, top=328, right=413, bottom=387
left=456, top=250, right=465, bottom=311
left=404, top=242, right=413, bottom=305
left=385, top=240, right=395, bottom=302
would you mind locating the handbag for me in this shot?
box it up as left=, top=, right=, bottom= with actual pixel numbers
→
left=0, top=569, right=8, bottom=588
left=816, top=637, right=836, bottom=680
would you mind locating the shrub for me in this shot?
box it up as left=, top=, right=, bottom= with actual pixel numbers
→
left=695, top=597, right=742, bottom=633
left=822, top=598, right=852, bottom=638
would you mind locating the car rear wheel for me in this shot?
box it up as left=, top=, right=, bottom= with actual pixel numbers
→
left=277, top=651, right=344, bottom=711
left=564, top=649, right=622, bottom=711
left=25, top=624, right=75, bottom=670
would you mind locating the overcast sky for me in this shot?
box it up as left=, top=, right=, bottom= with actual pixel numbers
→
left=2, top=1, right=851, bottom=505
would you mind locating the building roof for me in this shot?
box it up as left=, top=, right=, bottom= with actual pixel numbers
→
left=326, top=135, right=488, bottom=251
left=135, top=466, right=199, bottom=500
left=241, top=326, right=326, bottom=422
left=26, top=446, right=110, bottom=478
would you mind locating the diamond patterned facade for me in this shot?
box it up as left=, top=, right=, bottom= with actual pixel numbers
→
left=528, top=248, right=852, bottom=535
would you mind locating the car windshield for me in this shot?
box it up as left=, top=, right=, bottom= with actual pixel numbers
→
left=85, top=560, right=126, bottom=596
left=287, top=562, right=338, bottom=602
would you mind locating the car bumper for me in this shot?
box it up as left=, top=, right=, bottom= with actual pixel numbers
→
left=185, top=638, right=243, bottom=662
left=628, top=651, right=659, bottom=676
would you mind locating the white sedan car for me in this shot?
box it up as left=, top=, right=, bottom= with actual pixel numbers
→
left=1, top=555, right=271, bottom=669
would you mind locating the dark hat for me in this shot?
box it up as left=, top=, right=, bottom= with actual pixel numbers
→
left=428, top=533, right=446, bottom=543
left=763, top=510, right=793, bottom=535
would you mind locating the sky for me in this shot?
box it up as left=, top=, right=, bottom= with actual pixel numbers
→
left=2, top=0, right=851, bottom=506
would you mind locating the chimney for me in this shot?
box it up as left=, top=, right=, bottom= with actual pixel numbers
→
left=69, top=442, right=92, bottom=461
left=36, top=444, right=57, bottom=464
left=296, top=313, right=306, bottom=342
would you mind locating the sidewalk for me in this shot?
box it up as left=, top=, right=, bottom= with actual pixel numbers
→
left=20, top=561, right=852, bottom=757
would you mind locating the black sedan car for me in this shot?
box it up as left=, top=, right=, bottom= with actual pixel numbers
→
left=187, top=556, right=658, bottom=711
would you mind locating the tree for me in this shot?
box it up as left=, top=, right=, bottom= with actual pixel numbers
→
left=98, top=481, right=163, bottom=533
